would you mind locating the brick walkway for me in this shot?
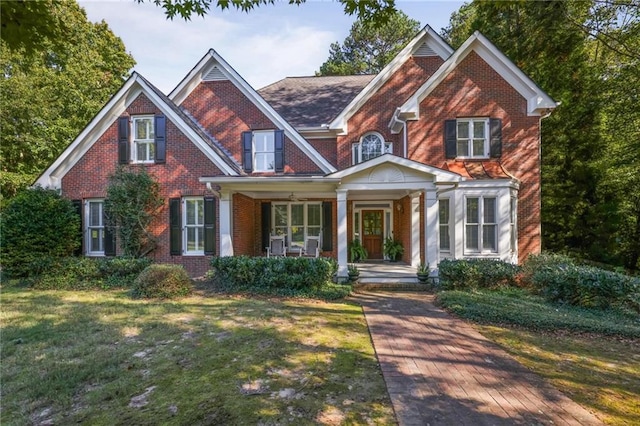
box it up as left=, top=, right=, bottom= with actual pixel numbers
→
left=353, top=292, right=603, bottom=426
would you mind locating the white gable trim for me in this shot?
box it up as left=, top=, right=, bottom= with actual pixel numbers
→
left=169, top=50, right=336, bottom=174
left=327, top=154, right=462, bottom=183
left=35, top=73, right=238, bottom=189
left=329, top=25, right=453, bottom=134
left=399, top=31, right=558, bottom=119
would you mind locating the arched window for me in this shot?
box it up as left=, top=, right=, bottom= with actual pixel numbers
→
left=352, top=132, right=390, bottom=164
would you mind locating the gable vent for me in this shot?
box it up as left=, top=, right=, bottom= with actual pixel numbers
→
left=203, top=66, right=227, bottom=81
left=414, top=42, right=438, bottom=57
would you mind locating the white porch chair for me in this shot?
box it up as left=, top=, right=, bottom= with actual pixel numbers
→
left=299, top=236, right=320, bottom=258
left=266, top=235, right=287, bottom=257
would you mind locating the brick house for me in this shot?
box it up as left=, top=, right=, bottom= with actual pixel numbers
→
left=36, top=26, right=556, bottom=278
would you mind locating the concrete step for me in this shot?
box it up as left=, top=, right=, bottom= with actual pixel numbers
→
left=353, top=281, right=434, bottom=292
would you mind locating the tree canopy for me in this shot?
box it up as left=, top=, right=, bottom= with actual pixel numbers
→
left=139, top=0, right=399, bottom=25
left=317, top=10, right=421, bottom=76
left=0, top=0, right=135, bottom=200
left=443, top=0, right=640, bottom=270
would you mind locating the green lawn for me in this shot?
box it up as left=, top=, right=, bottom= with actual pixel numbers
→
left=437, top=288, right=640, bottom=425
left=1, top=287, right=394, bottom=425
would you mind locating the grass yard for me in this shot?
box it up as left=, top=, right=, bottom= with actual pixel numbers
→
left=1, top=286, right=394, bottom=425
left=437, top=288, right=640, bottom=425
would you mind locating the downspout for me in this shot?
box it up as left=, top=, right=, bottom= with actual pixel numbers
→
left=393, top=108, right=408, bottom=158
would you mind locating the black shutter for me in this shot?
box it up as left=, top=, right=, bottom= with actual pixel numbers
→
left=242, top=131, right=253, bottom=172
left=261, top=202, right=271, bottom=251
left=170, top=198, right=182, bottom=255
left=72, top=200, right=83, bottom=255
left=444, top=119, right=457, bottom=159
left=104, top=204, right=116, bottom=256
left=118, top=116, right=129, bottom=164
left=155, top=115, right=166, bottom=164
left=490, top=118, right=502, bottom=158
left=204, top=196, right=216, bottom=255
left=322, top=201, right=332, bottom=252
left=274, top=130, right=284, bottom=172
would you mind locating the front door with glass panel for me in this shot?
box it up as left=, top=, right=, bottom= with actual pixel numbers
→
left=362, top=210, right=384, bottom=259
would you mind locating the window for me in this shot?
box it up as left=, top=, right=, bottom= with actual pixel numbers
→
left=242, top=130, right=284, bottom=173
left=253, top=130, right=275, bottom=172
left=86, top=200, right=105, bottom=255
left=184, top=198, right=204, bottom=255
left=132, top=116, right=155, bottom=163
left=272, top=203, right=321, bottom=250
left=465, top=197, right=497, bottom=253
left=457, top=118, right=489, bottom=158
left=352, top=132, right=392, bottom=164
left=439, top=199, right=451, bottom=251
left=510, top=196, right=517, bottom=252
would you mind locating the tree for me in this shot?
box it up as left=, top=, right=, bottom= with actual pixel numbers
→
left=105, top=167, right=164, bottom=258
left=317, top=10, right=420, bottom=76
left=0, top=187, right=80, bottom=277
left=0, top=0, right=135, bottom=200
left=140, top=0, right=399, bottom=26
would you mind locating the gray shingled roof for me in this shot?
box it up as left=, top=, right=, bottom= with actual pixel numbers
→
left=258, top=75, right=375, bottom=128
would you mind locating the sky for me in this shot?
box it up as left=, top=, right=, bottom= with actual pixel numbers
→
left=79, top=0, right=464, bottom=93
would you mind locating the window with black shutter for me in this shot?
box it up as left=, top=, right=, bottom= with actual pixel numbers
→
left=241, top=130, right=283, bottom=173
left=444, top=118, right=502, bottom=159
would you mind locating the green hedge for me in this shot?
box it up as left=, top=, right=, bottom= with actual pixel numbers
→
left=209, top=256, right=337, bottom=292
left=25, top=256, right=152, bottom=290
left=132, top=264, right=192, bottom=299
left=438, top=258, right=519, bottom=290
left=522, top=253, right=640, bottom=313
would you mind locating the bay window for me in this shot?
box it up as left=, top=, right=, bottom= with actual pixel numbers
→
left=465, top=196, right=497, bottom=253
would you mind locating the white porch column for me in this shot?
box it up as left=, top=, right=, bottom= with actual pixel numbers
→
left=336, top=189, right=348, bottom=279
left=410, top=192, right=421, bottom=268
left=219, top=190, right=234, bottom=257
left=424, top=190, right=439, bottom=273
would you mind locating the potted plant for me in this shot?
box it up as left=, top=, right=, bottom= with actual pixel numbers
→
left=349, top=239, right=368, bottom=262
left=417, top=262, right=430, bottom=283
left=383, top=237, right=404, bottom=262
left=347, top=264, right=360, bottom=282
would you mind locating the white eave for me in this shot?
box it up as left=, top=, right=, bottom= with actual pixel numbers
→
left=169, top=49, right=337, bottom=174
left=329, top=25, right=454, bottom=134
left=327, top=154, right=463, bottom=183
left=34, top=73, right=239, bottom=189
left=398, top=31, right=558, bottom=120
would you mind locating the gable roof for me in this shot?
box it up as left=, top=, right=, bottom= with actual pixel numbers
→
left=258, top=75, right=374, bottom=129
left=398, top=31, right=558, bottom=119
left=169, top=49, right=337, bottom=173
left=35, top=72, right=240, bottom=189
left=328, top=25, right=454, bottom=134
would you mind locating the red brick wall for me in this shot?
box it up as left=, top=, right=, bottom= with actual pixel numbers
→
left=336, top=56, right=443, bottom=169
left=392, top=197, right=412, bottom=263
left=180, top=81, right=322, bottom=174
left=62, top=93, right=222, bottom=277
left=307, top=137, right=338, bottom=169
left=232, top=193, right=256, bottom=255
left=409, top=51, right=541, bottom=262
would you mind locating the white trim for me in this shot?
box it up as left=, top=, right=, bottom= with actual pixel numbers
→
left=399, top=31, right=557, bottom=120
left=329, top=26, right=453, bottom=134
left=169, top=50, right=336, bottom=174
left=131, top=115, right=155, bottom=164
left=35, top=73, right=238, bottom=189
left=455, top=118, right=490, bottom=159
left=85, top=199, right=105, bottom=256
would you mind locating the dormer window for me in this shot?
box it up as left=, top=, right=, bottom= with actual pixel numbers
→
left=241, top=130, right=284, bottom=173
left=352, top=132, right=392, bottom=164
left=117, top=115, right=166, bottom=165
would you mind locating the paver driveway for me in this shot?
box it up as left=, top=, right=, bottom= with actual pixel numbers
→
left=353, top=292, right=603, bottom=426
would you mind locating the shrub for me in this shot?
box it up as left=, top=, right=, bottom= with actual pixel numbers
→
left=522, top=254, right=640, bottom=313
left=26, top=256, right=152, bottom=290
left=209, top=256, right=337, bottom=292
left=0, top=187, right=80, bottom=277
left=438, top=258, right=519, bottom=290
left=132, top=264, right=192, bottom=299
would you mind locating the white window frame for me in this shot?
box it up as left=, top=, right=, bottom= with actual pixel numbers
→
left=456, top=118, right=489, bottom=159
left=85, top=199, right=105, bottom=256
left=352, top=132, right=392, bottom=164
left=464, top=196, right=498, bottom=254
left=510, top=194, right=518, bottom=253
left=183, top=197, right=205, bottom=255
left=271, top=202, right=322, bottom=251
left=439, top=198, right=451, bottom=252
left=132, top=116, right=155, bottom=164
left=253, top=130, right=275, bottom=172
